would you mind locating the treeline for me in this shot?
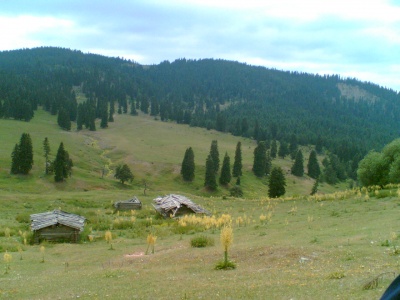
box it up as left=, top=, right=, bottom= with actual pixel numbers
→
left=1, top=47, right=400, bottom=184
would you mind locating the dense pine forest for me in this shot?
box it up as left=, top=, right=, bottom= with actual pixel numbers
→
left=0, top=47, right=399, bottom=183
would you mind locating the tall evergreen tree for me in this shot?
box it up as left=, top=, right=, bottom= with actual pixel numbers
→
left=10, top=143, right=20, bottom=174
left=54, top=142, right=73, bottom=182
left=278, top=141, right=289, bottom=159
left=57, top=108, right=71, bottom=131
left=253, top=141, right=267, bottom=177
left=307, top=150, right=321, bottom=179
left=209, top=140, right=220, bottom=174
left=289, top=134, right=298, bottom=160
left=270, top=140, right=277, bottom=158
left=268, top=167, right=286, bottom=198
left=100, top=107, right=108, bottom=129
left=291, top=150, right=304, bottom=176
left=265, top=150, right=272, bottom=176
left=315, top=135, right=323, bottom=154
left=204, top=154, right=217, bottom=190
left=219, top=152, right=232, bottom=185
left=232, top=141, right=242, bottom=177
left=109, top=100, right=115, bottom=121
left=43, top=137, right=51, bottom=175
left=18, top=133, right=33, bottom=175
left=76, top=103, right=85, bottom=130
left=181, top=147, right=195, bottom=182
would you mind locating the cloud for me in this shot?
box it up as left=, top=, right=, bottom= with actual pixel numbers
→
left=0, top=0, right=399, bottom=90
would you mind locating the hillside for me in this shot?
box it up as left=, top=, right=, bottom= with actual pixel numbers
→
left=1, top=47, right=399, bottom=171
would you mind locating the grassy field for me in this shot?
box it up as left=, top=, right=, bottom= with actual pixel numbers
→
left=0, top=109, right=397, bottom=299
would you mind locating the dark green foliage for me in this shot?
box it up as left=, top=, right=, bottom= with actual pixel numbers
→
left=219, top=152, right=232, bottom=185
left=307, top=150, right=321, bottom=179
left=181, top=147, right=195, bottom=182
left=236, top=176, right=241, bottom=185
left=43, top=137, right=51, bottom=175
left=209, top=140, right=220, bottom=174
left=10, top=143, right=20, bottom=174
left=57, top=107, right=71, bottom=131
left=278, top=141, right=289, bottom=159
left=190, top=235, right=215, bottom=248
left=114, top=164, right=134, bottom=184
left=230, top=185, right=243, bottom=197
left=15, top=133, right=33, bottom=175
left=315, top=135, right=323, bottom=154
left=291, top=150, right=304, bottom=177
left=253, top=141, right=267, bottom=177
left=270, top=140, right=277, bottom=158
left=100, top=107, right=108, bottom=129
left=54, top=142, right=73, bottom=182
left=323, top=164, right=339, bottom=185
left=289, top=134, right=298, bottom=160
left=265, top=150, right=272, bottom=176
left=311, top=179, right=319, bottom=195
left=232, top=141, right=242, bottom=177
left=268, top=167, right=286, bottom=198
left=204, top=154, right=217, bottom=190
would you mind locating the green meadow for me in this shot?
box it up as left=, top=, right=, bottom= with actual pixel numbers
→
left=0, top=110, right=398, bottom=299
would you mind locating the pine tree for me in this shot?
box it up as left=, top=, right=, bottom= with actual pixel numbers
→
left=100, top=107, right=108, bottom=129
left=219, top=152, right=232, bottom=185
left=315, top=136, right=323, bottom=154
left=310, top=179, right=319, bottom=195
left=76, top=103, right=85, bottom=130
left=253, top=141, right=266, bottom=177
left=57, top=108, right=71, bottom=131
left=268, top=167, right=286, bottom=198
left=307, top=150, right=321, bottom=179
left=181, top=147, right=195, bottom=182
left=109, top=100, right=115, bottom=121
left=54, top=142, right=73, bottom=182
left=270, top=140, right=277, bottom=158
left=289, top=134, right=298, bottom=160
left=232, top=141, right=242, bottom=177
left=43, top=137, right=51, bottom=175
left=291, top=150, right=304, bottom=176
left=210, top=140, right=220, bottom=174
left=10, top=143, right=20, bottom=174
left=18, top=133, right=33, bottom=175
left=278, top=141, right=289, bottom=159
left=204, top=154, right=217, bottom=190
left=265, top=150, right=272, bottom=176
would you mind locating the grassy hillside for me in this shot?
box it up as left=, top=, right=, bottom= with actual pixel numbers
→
left=0, top=108, right=341, bottom=198
left=7, top=110, right=398, bottom=299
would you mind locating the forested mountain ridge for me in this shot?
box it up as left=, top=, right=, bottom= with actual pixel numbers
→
left=0, top=47, right=399, bottom=181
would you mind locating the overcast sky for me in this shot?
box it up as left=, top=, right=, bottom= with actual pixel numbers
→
left=1, top=0, right=399, bottom=91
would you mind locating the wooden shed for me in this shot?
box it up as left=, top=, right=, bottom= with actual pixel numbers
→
left=153, top=194, right=211, bottom=218
left=30, top=210, right=85, bottom=243
left=114, top=196, right=142, bottom=211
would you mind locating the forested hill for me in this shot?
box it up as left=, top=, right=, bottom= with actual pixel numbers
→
left=0, top=47, right=399, bottom=173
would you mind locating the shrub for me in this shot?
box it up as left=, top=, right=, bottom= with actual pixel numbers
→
left=190, top=235, right=215, bottom=248
left=230, top=185, right=243, bottom=197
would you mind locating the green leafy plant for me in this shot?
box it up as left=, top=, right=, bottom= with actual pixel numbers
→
left=190, top=235, right=214, bottom=248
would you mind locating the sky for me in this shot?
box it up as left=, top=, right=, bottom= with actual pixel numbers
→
left=1, top=0, right=400, bottom=91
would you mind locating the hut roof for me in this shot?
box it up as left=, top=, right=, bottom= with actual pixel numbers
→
left=30, top=210, right=85, bottom=231
left=114, top=196, right=141, bottom=208
left=152, top=194, right=211, bottom=218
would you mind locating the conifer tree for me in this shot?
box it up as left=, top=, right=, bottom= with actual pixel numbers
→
left=291, top=150, right=304, bottom=176
left=219, top=152, right=232, bottom=185
left=268, top=167, right=286, bottom=198
left=253, top=141, right=267, bottom=177
left=10, top=143, right=20, bottom=174
left=54, top=142, right=73, bottom=182
left=76, top=103, right=85, bottom=130
left=315, top=135, right=323, bottom=154
left=18, top=133, right=33, bottom=175
left=278, top=141, right=289, bottom=159
left=57, top=108, right=71, bottom=131
left=181, top=147, right=195, bottom=182
left=232, top=141, right=242, bottom=177
left=210, top=140, right=220, bottom=174
left=204, top=154, right=217, bottom=190
left=307, top=150, right=321, bottom=179
left=109, top=100, right=115, bottom=121
left=310, top=179, right=319, bottom=195
left=270, top=140, right=277, bottom=158
left=265, top=150, right=272, bottom=176
left=289, top=134, right=298, bottom=160
left=100, top=108, right=108, bottom=129
left=43, top=137, right=51, bottom=175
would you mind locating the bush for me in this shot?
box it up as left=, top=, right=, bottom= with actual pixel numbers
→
left=230, top=185, right=243, bottom=197
left=190, top=235, right=215, bottom=248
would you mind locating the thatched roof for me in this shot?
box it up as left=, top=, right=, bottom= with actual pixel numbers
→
left=153, top=194, right=211, bottom=218
left=30, top=210, right=85, bottom=231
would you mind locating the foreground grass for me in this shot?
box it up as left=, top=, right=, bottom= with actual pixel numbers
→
left=1, top=187, right=400, bottom=299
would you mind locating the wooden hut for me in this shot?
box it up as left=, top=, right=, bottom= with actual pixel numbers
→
left=114, top=196, right=142, bottom=211
left=152, top=194, right=211, bottom=218
left=30, top=210, right=85, bottom=243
